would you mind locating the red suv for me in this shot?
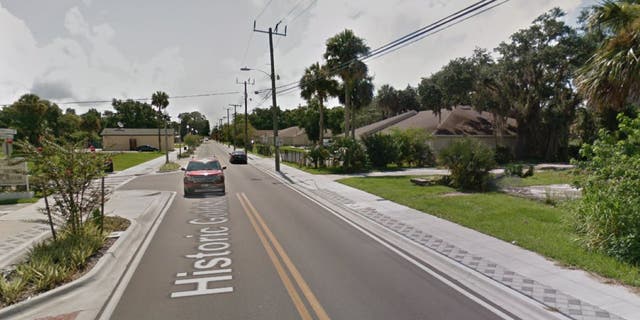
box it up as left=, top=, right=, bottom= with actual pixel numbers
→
left=182, top=158, right=226, bottom=196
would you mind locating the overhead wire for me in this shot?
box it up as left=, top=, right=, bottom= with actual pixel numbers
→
left=253, top=0, right=508, bottom=98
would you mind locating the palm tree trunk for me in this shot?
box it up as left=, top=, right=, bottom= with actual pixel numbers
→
left=345, top=82, right=351, bottom=138
left=319, top=100, right=324, bottom=146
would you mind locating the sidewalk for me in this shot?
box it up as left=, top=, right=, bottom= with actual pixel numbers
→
left=237, top=146, right=639, bottom=320
left=0, top=151, right=182, bottom=269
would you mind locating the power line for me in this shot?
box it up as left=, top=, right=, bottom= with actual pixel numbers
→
left=242, top=0, right=276, bottom=66
left=288, top=0, right=317, bottom=25
left=253, top=0, right=507, bottom=97
left=0, top=90, right=242, bottom=107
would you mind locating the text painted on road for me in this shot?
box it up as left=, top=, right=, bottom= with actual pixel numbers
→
left=170, top=197, right=234, bottom=298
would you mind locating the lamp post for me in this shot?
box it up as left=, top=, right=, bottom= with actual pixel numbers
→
left=241, top=66, right=280, bottom=171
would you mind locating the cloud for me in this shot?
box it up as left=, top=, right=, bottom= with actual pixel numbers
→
left=0, top=4, right=186, bottom=112
left=31, top=79, right=74, bottom=100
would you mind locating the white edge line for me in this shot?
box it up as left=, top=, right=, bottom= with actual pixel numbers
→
left=253, top=164, right=518, bottom=320
left=98, top=192, right=177, bottom=320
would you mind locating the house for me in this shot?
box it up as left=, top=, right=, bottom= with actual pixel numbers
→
left=101, top=128, right=175, bottom=151
left=350, top=106, right=517, bottom=153
left=255, top=126, right=334, bottom=147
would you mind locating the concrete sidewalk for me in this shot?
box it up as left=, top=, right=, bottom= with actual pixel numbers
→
left=0, top=151, right=182, bottom=269
left=238, top=145, right=639, bottom=320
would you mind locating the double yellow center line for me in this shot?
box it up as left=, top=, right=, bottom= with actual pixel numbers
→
left=236, top=193, right=330, bottom=320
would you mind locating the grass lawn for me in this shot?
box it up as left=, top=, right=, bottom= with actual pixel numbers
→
left=284, top=161, right=353, bottom=175
left=110, top=152, right=163, bottom=171
left=338, top=176, right=640, bottom=288
left=0, top=197, right=39, bottom=205
left=497, top=170, right=577, bottom=188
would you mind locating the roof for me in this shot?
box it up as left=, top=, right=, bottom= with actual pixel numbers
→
left=257, top=126, right=334, bottom=139
left=101, top=128, right=176, bottom=136
left=380, top=106, right=517, bottom=136
left=350, top=110, right=418, bottom=139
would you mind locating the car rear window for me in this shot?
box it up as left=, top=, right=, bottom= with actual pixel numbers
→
left=186, top=161, right=221, bottom=171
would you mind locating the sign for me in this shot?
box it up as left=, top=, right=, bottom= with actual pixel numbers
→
left=0, top=128, right=16, bottom=135
left=0, top=158, right=28, bottom=186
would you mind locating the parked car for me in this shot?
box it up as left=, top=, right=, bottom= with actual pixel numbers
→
left=136, top=145, right=159, bottom=152
left=182, top=158, right=226, bottom=196
left=229, top=150, right=248, bottom=164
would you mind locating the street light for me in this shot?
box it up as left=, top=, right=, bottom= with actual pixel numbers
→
left=241, top=66, right=280, bottom=171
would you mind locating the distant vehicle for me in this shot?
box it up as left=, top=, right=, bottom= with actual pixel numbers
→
left=136, top=145, right=159, bottom=152
left=182, top=158, right=226, bottom=196
left=229, top=150, right=247, bottom=164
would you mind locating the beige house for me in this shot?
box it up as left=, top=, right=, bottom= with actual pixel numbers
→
left=255, top=127, right=333, bottom=147
left=101, top=128, right=175, bottom=151
left=353, top=106, right=518, bottom=154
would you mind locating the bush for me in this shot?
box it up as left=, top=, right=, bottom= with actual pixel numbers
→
left=255, top=144, right=273, bottom=156
left=0, top=276, right=26, bottom=305
left=494, top=145, right=513, bottom=164
left=504, top=164, right=524, bottom=177
left=390, top=128, right=435, bottom=167
left=571, top=113, right=640, bottom=265
left=362, top=134, right=398, bottom=168
left=306, top=146, right=330, bottom=168
left=330, top=137, right=367, bottom=172
left=439, top=138, right=495, bottom=191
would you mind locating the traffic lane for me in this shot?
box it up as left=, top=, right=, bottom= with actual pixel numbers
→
left=111, top=171, right=301, bottom=319
left=217, top=145, right=505, bottom=320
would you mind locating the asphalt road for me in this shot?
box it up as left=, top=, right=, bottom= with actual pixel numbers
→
left=109, top=142, right=510, bottom=320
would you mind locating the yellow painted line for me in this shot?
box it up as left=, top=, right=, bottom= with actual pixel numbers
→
left=236, top=193, right=313, bottom=320
left=240, top=193, right=331, bottom=320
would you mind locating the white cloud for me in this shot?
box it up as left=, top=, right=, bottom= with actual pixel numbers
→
left=0, top=4, right=186, bottom=114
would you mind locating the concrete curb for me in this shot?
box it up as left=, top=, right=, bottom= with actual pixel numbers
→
left=0, top=228, right=51, bottom=269
left=0, top=191, right=176, bottom=320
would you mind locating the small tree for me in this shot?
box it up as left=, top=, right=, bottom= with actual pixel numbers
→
left=330, top=137, right=367, bottom=172
left=571, top=113, right=640, bottom=264
left=439, top=138, right=495, bottom=191
left=390, top=128, right=435, bottom=167
left=17, top=137, right=109, bottom=236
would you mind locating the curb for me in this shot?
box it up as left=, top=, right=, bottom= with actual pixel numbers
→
left=0, top=191, right=176, bottom=320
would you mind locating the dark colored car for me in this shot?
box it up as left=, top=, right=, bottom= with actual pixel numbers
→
left=229, top=150, right=248, bottom=164
left=136, top=144, right=159, bottom=152
left=182, top=158, right=226, bottom=196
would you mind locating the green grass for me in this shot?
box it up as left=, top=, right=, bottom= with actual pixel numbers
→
left=338, top=176, right=640, bottom=288
left=497, top=170, right=576, bottom=188
left=159, top=162, right=181, bottom=172
left=283, top=161, right=363, bottom=175
left=110, top=152, right=163, bottom=171
left=0, top=197, right=39, bottom=205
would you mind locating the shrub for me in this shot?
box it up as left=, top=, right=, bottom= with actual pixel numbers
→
left=255, top=144, right=273, bottom=156
left=571, top=113, right=640, bottom=265
left=306, top=146, right=330, bottom=168
left=390, top=128, right=435, bottom=167
left=504, top=164, right=524, bottom=177
left=494, top=145, right=513, bottom=164
left=439, top=138, right=495, bottom=191
left=330, top=137, right=367, bottom=172
left=0, top=276, right=26, bottom=304
left=362, top=134, right=398, bottom=168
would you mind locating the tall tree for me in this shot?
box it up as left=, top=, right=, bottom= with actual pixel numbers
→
left=3, top=94, right=53, bottom=144
left=338, top=75, right=374, bottom=137
left=418, top=77, right=445, bottom=122
left=300, top=62, right=339, bottom=145
left=496, top=8, right=586, bottom=160
left=576, top=0, right=640, bottom=130
left=397, top=85, right=420, bottom=114
left=324, top=29, right=371, bottom=138
left=375, top=84, right=399, bottom=117
left=151, top=91, right=170, bottom=150
left=109, top=99, right=158, bottom=128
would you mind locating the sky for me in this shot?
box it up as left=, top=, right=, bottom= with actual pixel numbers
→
left=0, top=0, right=598, bottom=128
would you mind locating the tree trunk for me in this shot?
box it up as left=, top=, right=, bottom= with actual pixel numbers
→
left=319, top=99, right=324, bottom=146
left=344, top=82, right=351, bottom=138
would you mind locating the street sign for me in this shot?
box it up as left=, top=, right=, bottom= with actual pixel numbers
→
left=0, top=128, right=17, bottom=135
left=0, top=158, right=27, bottom=186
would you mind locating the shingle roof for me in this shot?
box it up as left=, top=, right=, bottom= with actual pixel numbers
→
left=381, top=106, right=517, bottom=136
left=101, top=128, right=176, bottom=136
left=348, top=110, right=418, bottom=139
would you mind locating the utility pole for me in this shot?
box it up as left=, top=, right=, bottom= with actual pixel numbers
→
left=226, top=107, right=231, bottom=148
left=254, top=20, right=286, bottom=172
left=229, top=104, right=241, bottom=150
left=236, top=79, right=254, bottom=152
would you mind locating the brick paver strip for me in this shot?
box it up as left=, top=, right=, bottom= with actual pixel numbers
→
left=312, top=188, right=626, bottom=320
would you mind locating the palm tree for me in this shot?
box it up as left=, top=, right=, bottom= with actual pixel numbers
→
left=577, top=0, right=640, bottom=129
left=151, top=91, right=170, bottom=162
left=324, top=30, right=370, bottom=138
left=300, top=62, right=339, bottom=146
